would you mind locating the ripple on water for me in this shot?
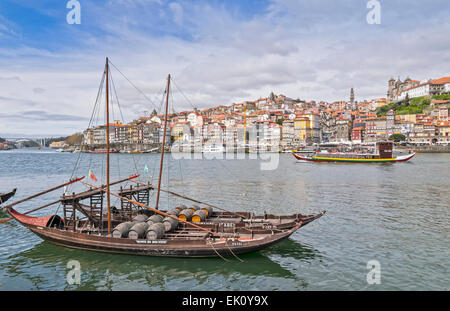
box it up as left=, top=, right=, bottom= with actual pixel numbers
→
left=0, top=152, right=449, bottom=290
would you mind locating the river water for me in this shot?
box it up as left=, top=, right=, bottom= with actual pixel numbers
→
left=0, top=149, right=448, bottom=290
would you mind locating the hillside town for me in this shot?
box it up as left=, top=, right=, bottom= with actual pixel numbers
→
left=79, top=76, right=450, bottom=153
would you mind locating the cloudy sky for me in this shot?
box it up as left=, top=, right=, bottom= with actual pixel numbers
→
left=1, top=0, right=449, bottom=137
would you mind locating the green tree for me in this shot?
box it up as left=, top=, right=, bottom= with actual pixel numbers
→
left=389, top=134, right=406, bottom=142
left=432, top=94, right=450, bottom=100
left=404, top=93, right=410, bottom=106
left=276, top=118, right=284, bottom=126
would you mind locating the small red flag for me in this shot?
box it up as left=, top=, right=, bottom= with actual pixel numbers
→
left=88, top=169, right=97, bottom=182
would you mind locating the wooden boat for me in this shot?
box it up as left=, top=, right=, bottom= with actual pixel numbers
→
left=4, top=58, right=325, bottom=258
left=88, top=149, right=119, bottom=154
left=0, top=188, right=16, bottom=205
left=7, top=207, right=324, bottom=257
left=293, top=142, right=415, bottom=163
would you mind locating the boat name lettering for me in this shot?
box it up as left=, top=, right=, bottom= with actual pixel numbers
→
left=135, top=240, right=168, bottom=244
left=231, top=241, right=243, bottom=246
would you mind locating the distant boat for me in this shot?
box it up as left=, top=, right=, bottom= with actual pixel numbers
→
left=0, top=189, right=16, bottom=205
left=143, top=147, right=159, bottom=153
left=292, top=149, right=315, bottom=154
left=293, top=142, right=415, bottom=163
left=88, top=149, right=119, bottom=154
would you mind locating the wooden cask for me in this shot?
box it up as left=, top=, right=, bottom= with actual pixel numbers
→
left=132, top=214, right=149, bottom=223
left=145, top=223, right=165, bottom=240
left=163, top=217, right=179, bottom=232
left=128, top=222, right=149, bottom=239
left=178, top=209, right=194, bottom=221
left=112, top=221, right=135, bottom=238
left=201, top=206, right=213, bottom=217
left=192, top=210, right=207, bottom=223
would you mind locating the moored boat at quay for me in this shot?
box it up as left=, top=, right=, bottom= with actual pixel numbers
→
left=88, top=149, right=120, bottom=154
left=293, top=142, right=415, bottom=163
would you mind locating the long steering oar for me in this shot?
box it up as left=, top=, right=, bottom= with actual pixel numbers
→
left=0, top=177, right=85, bottom=213
left=131, top=179, right=246, bottom=220
left=0, top=175, right=141, bottom=224
left=392, top=141, right=422, bottom=155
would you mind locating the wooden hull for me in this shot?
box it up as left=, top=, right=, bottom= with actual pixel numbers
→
left=292, top=152, right=415, bottom=163
left=8, top=208, right=324, bottom=258
left=29, top=227, right=295, bottom=257
left=0, top=188, right=16, bottom=205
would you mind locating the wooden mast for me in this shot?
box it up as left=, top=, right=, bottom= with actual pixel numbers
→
left=105, top=57, right=112, bottom=233
left=155, top=74, right=171, bottom=210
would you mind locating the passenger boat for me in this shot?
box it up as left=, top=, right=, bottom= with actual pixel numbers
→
left=0, top=188, right=16, bottom=205
left=3, top=58, right=324, bottom=258
left=293, top=142, right=415, bottom=163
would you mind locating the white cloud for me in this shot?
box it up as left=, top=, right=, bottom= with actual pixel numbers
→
left=169, top=2, right=184, bottom=26
left=0, top=0, right=450, bottom=136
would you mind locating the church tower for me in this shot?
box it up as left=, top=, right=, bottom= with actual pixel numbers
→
left=388, top=77, right=396, bottom=101
left=350, top=88, right=355, bottom=104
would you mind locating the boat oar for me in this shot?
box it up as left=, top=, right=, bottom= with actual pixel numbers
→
left=0, top=175, right=139, bottom=223
left=0, top=199, right=61, bottom=223
left=0, top=177, right=85, bottom=213
left=392, top=141, right=422, bottom=155
left=83, top=182, right=225, bottom=239
left=101, top=174, right=140, bottom=188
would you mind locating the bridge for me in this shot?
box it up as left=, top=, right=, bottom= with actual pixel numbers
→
left=1, top=137, right=52, bottom=147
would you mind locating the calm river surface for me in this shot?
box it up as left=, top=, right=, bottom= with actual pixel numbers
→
left=0, top=149, right=448, bottom=290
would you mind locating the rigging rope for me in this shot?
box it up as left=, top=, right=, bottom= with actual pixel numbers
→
left=108, top=60, right=159, bottom=111
left=54, top=69, right=106, bottom=218
left=110, top=70, right=140, bottom=176
left=171, top=77, right=197, bottom=111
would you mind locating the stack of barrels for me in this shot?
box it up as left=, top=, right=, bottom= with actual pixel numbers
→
left=177, top=204, right=213, bottom=223
left=112, top=211, right=180, bottom=240
left=111, top=204, right=214, bottom=239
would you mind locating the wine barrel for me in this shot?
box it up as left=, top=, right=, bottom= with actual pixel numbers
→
left=148, top=214, right=164, bottom=223
left=163, top=217, right=179, bottom=232
left=188, top=205, right=201, bottom=212
left=201, top=206, right=213, bottom=217
left=179, top=209, right=194, bottom=221
left=128, top=222, right=149, bottom=239
left=145, top=223, right=165, bottom=240
left=132, top=214, right=148, bottom=223
left=192, top=210, right=207, bottom=223
left=112, top=221, right=135, bottom=238
left=176, top=204, right=187, bottom=212
left=167, top=208, right=180, bottom=216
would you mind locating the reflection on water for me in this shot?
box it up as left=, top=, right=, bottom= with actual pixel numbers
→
left=3, top=238, right=320, bottom=290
